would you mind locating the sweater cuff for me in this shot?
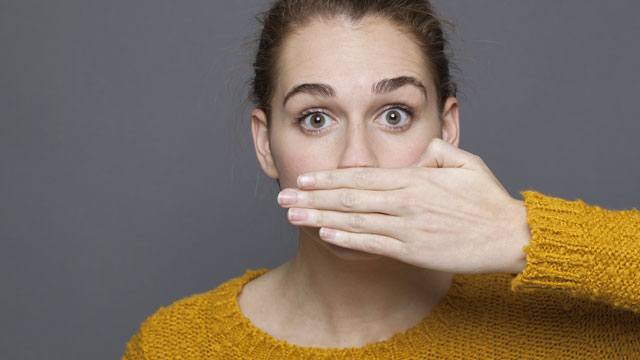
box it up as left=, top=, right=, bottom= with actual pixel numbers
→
left=511, top=190, right=599, bottom=296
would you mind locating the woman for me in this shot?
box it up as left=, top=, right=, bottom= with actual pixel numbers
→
left=122, top=0, right=639, bottom=358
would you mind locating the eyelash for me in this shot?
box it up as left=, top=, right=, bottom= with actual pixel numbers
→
left=294, top=103, right=415, bottom=135
left=380, top=104, right=414, bottom=132
left=294, top=109, right=329, bottom=135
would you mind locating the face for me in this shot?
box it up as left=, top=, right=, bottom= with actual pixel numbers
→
left=252, top=16, right=459, bottom=259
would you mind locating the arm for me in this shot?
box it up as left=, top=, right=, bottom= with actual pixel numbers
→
left=121, top=324, right=148, bottom=360
left=512, top=190, right=640, bottom=313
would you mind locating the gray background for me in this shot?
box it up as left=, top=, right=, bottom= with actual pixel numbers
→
left=1, top=1, right=638, bottom=358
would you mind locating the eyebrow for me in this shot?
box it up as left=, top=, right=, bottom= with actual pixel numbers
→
left=281, top=76, right=428, bottom=108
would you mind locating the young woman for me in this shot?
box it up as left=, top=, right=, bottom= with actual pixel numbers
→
left=122, top=1, right=639, bottom=358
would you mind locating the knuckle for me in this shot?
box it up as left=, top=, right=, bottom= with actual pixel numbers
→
left=404, top=195, right=420, bottom=212
left=363, top=237, right=379, bottom=253
left=353, top=168, right=373, bottom=189
left=306, top=191, right=316, bottom=206
left=427, top=137, right=442, bottom=149
left=340, top=231, right=351, bottom=245
left=325, top=173, right=335, bottom=188
left=348, top=213, right=365, bottom=230
left=340, top=190, right=357, bottom=208
left=426, top=138, right=444, bottom=156
left=316, top=210, right=324, bottom=227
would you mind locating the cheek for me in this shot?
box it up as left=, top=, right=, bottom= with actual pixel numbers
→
left=376, top=121, right=442, bottom=167
left=402, top=143, right=429, bottom=166
left=375, top=133, right=437, bottom=168
left=378, top=143, right=427, bottom=168
left=272, top=146, right=337, bottom=189
left=269, top=121, right=343, bottom=189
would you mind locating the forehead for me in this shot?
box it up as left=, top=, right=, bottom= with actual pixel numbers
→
left=276, top=16, right=433, bottom=99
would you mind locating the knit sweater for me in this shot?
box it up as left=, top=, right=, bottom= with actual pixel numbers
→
left=122, top=190, right=640, bottom=359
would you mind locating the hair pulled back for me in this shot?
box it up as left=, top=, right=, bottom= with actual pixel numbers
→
left=250, top=0, right=456, bottom=123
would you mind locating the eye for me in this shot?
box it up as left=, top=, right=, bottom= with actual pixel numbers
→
left=377, top=105, right=413, bottom=130
left=384, top=109, right=403, bottom=125
left=296, top=111, right=333, bottom=134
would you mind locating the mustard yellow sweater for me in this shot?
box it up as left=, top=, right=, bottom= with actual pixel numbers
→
left=122, top=190, right=640, bottom=359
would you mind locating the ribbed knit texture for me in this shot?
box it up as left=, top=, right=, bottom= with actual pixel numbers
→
left=122, top=190, right=640, bottom=359
left=512, top=190, right=640, bottom=313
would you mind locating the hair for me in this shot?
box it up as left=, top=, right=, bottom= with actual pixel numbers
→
left=249, top=0, right=457, bottom=124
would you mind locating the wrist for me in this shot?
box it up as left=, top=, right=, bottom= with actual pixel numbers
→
left=504, top=199, right=531, bottom=274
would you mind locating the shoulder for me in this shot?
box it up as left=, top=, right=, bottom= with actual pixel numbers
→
left=124, top=269, right=269, bottom=359
left=450, top=272, right=573, bottom=318
left=140, top=268, right=269, bottom=334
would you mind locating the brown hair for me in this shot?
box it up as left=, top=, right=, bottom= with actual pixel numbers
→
left=249, top=0, right=457, bottom=124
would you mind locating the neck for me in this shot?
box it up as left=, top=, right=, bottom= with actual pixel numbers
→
left=277, top=227, right=454, bottom=337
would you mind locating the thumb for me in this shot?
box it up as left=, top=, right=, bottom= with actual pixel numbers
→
left=411, top=138, right=485, bottom=170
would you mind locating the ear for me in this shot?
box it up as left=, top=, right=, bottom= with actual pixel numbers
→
left=440, top=96, right=460, bottom=147
left=251, top=108, right=279, bottom=179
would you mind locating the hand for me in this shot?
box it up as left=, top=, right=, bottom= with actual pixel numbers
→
left=276, top=138, right=532, bottom=274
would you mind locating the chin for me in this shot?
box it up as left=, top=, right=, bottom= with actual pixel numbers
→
left=303, top=227, right=382, bottom=261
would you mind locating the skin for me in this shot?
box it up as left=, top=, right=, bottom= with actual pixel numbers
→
left=243, top=15, right=531, bottom=348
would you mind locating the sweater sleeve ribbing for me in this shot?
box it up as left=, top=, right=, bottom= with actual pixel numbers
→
left=511, top=190, right=640, bottom=313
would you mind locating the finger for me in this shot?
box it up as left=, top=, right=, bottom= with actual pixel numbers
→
left=286, top=207, right=403, bottom=238
left=297, top=167, right=410, bottom=190
left=411, top=137, right=486, bottom=171
left=318, top=227, right=405, bottom=258
left=278, top=188, right=401, bottom=215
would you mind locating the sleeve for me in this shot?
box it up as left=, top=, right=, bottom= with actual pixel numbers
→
left=511, top=190, right=640, bottom=313
left=121, top=318, right=152, bottom=360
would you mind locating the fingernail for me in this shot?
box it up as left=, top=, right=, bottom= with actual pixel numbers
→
left=297, top=175, right=315, bottom=188
left=288, top=208, right=307, bottom=222
left=277, top=190, right=297, bottom=205
left=319, top=228, right=335, bottom=240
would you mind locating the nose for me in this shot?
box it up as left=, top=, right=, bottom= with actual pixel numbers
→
left=337, top=122, right=377, bottom=169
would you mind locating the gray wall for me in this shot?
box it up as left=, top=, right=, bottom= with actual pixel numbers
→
left=1, top=1, right=638, bottom=358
